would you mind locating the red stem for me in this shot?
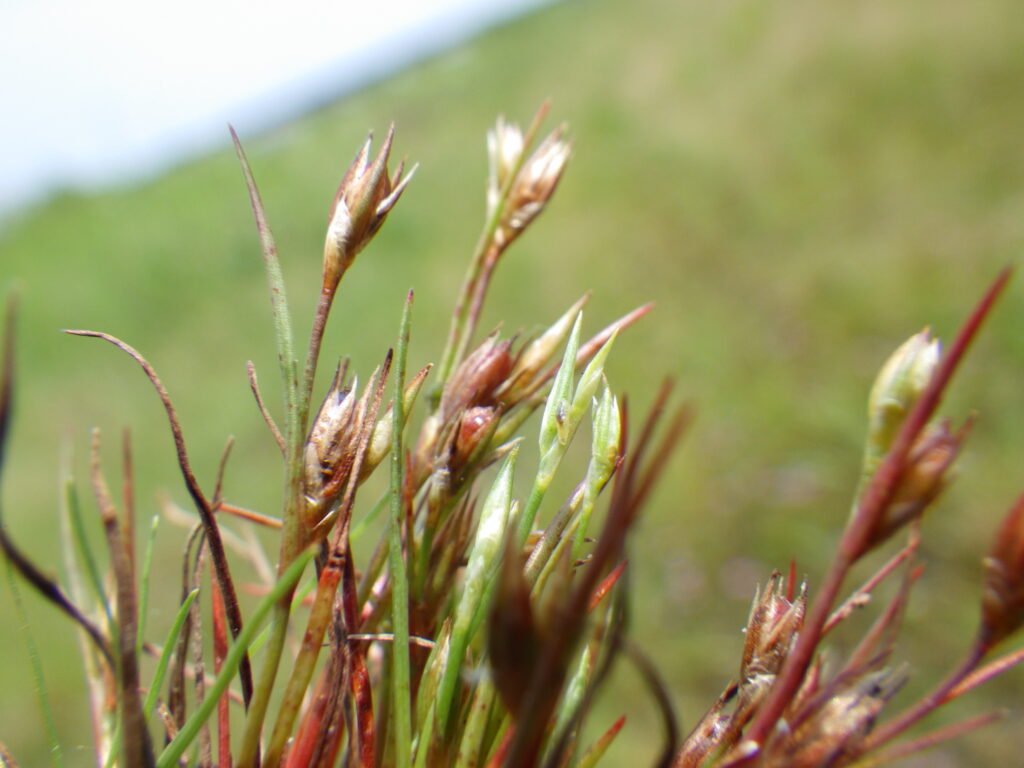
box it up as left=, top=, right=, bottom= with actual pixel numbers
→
left=741, top=268, right=1012, bottom=751
left=210, top=571, right=230, bottom=768
left=863, top=641, right=985, bottom=750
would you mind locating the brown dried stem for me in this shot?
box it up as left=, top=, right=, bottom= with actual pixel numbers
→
left=65, top=329, right=254, bottom=706
left=91, top=430, right=154, bottom=767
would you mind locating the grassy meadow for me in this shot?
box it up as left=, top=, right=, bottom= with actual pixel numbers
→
left=2, top=0, right=1024, bottom=763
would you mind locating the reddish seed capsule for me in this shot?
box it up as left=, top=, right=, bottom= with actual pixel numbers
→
left=980, top=493, right=1024, bottom=648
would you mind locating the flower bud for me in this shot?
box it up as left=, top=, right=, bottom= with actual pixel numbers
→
left=497, top=294, right=588, bottom=405
left=323, top=125, right=416, bottom=290
left=865, top=330, right=941, bottom=472
left=586, top=383, right=620, bottom=496
left=495, top=125, right=570, bottom=248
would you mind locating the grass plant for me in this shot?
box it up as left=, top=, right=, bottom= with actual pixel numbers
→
left=1, top=101, right=1023, bottom=768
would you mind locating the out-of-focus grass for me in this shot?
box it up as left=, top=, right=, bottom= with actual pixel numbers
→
left=1, top=0, right=1023, bottom=763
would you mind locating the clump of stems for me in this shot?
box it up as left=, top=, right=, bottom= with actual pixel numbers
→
left=0, top=105, right=1021, bottom=768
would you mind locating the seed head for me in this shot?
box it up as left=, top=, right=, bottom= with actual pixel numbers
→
left=773, top=670, right=905, bottom=768
left=980, top=493, right=1024, bottom=648
left=741, top=572, right=807, bottom=683
left=323, top=125, right=416, bottom=290
left=487, top=116, right=525, bottom=218
left=304, top=366, right=358, bottom=520
left=495, top=125, right=570, bottom=248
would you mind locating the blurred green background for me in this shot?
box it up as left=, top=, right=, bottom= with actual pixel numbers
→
left=2, top=0, right=1024, bottom=764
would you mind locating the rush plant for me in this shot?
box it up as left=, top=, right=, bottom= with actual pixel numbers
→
left=0, top=106, right=1021, bottom=768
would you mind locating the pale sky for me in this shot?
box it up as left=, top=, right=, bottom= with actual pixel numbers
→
left=0, top=0, right=550, bottom=215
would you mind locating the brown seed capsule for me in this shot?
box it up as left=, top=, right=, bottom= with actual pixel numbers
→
left=304, top=367, right=358, bottom=521
left=323, top=126, right=416, bottom=290
left=495, top=126, right=571, bottom=248
left=451, top=406, right=499, bottom=473
left=863, top=420, right=964, bottom=552
left=741, top=572, right=807, bottom=683
left=980, top=493, right=1024, bottom=648
left=438, top=335, right=512, bottom=421
left=775, top=670, right=905, bottom=768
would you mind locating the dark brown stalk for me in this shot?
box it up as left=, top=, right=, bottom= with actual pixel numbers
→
left=121, top=430, right=136, bottom=574
left=0, top=521, right=115, bottom=667
left=91, top=431, right=154, bottom=768
left=0, top=300, right=114, bottom=668
left=741, top=268, right=1012, bottom=752
left=622, top=641, right=680, bottom=768
left=65, top=329, right=254, bottom=706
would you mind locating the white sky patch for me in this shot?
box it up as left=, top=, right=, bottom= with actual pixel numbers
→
left=0, top=0, right=551, bottom=215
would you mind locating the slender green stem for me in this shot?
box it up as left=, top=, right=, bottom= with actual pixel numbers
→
left=436, top=209, right=505, bottom=389
left=143, top=589, right=199, bottom=719
left=65, top=479, right=112, bottom=625
left=230, top=128, right=298, bottom=429
left=298, top=286, right=337, bottom=444
left=157, top=548, right=314, bottom=768
left=516, top=464, right=555, bottom=547
left=236, top=598, right=293, bottom=768
left=388, top=292, right=414, bottom=768
left=5, top=559, right=64, bottom=768
left=137, top=515, right=160, bottom=659
left=412, top=701, right=437, bottom=768
left=436, top=108, right=548, bottom=387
